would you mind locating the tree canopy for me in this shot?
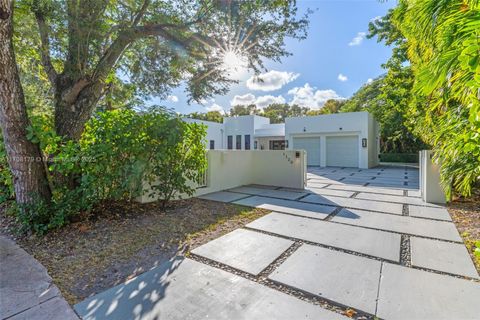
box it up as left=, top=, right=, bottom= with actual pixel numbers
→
left=13, top=0, right=310, bottom=139
left=370, top=0, right=480, bottom=197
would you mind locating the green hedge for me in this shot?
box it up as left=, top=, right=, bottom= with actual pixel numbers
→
left=379, top=153, right=419, bottom=163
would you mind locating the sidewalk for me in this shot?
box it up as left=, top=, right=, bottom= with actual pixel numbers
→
left=0, top=236, right=78, bottom=320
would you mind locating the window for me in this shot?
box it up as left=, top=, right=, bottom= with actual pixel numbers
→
left=236, top=135, right=242, bottom=150
left=254, top=141, right=258, bottom=150
left=227, top=136, right=233, bottom=149
left=269, top=140, right=286, bottom=150
left=245, top=135, right=251, bottom=150
left=209, top=140, right=215, bottom=150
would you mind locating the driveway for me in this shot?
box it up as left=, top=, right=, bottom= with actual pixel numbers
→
left=74, top=166, right=480, bottom=320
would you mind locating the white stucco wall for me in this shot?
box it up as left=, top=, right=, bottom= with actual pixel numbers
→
left=194, top=150, right=306, bottom=196
left=223, top=115, right=270, bottom=150
left=285, top=111, right=378, bottom=168
left=183, top=118, right=225, bottom=149
left=137, top=150, right=307, bottom=202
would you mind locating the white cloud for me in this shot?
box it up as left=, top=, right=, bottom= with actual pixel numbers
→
left=206, top=103, right=225, bottom=114
left=246, top=70, right=299, bottom=91
left=230, top=93, right=256, bottom=106
left=288, top=83, right=343, bottom=109
left=348, top=32, right=367, bottom=46
left=367, top=78, right=373, bottom=84
left=338, top=73, right=348, bottom=82
left=255, top=95, right=286, bottom=108
left=167, top=95, right=178, bottom=102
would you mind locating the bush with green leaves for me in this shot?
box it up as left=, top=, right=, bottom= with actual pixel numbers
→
left=9, top=109, right=207, bottom=234
left=146, top=116, right=207, bottom=208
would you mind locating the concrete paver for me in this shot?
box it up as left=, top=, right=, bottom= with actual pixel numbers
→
left=0, top=236, right=78, bottom=320
left=408, top=205, right=452, bottom=221
left=332, top=208, right=462, bottom=242
left=324, top=184, right=404, bottom=196
left=410, top=237, right=479, bottom=278
left=247, top=212, right=401, bottom=261
left=300, top=194, right=404, bottom=215
left=306, top=187, right=355, bottom=198
left=377, top=263, right=480, bottom=320
left=74, top=258, right=348, bottom=320
left=191, top=229, right=293, bottom=275
left=356, top=192, right=433, bottom=206
left=229, top=186, right=307, bottom=200
left=233, top=196, right=335, bottom=219
left=269, top=244, right=381, bottom=314
left=198, top=191, right=250, bottom=203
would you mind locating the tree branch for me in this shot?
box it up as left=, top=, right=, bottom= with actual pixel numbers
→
left=33, top=10, right=58, bottom=85
left=131, top=0, right=150, bottom=26
left=91, top=20, right=212, bottom=85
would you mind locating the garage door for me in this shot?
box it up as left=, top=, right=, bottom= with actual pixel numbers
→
left=293, top=137, right=320, bottom=166
left=326, top=136, right=359, bottom=167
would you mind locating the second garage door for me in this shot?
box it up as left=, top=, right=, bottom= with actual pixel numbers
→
left=293, top=137, right=320, bottom=166
left=326, top=136, right=359, bottom=167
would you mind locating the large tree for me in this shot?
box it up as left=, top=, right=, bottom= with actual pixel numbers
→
left=18, top=0, right=309, bottom=140
left=0, top=0, right=51, bottom=205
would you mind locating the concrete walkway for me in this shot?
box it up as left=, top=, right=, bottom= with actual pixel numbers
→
left=74, top=166, right=480, bottom=319
left=0, top=236, right=78, bottom=320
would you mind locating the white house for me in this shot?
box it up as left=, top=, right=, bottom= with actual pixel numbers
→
left=183, top=118, right=224, bottom=150
left=285, top=112, right=380, bottom=168
left=183, top=111, right=379, bottom=168
left=183, top=115, right=286, bottom=151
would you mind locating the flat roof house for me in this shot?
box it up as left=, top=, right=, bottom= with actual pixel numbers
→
left=183, top=111, right=379, bottom=168
left=183, top=115, right=286, bottom=151
left=286, top=112, right=379, bottom=168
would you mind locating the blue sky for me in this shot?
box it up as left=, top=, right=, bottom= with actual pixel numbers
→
left=153, top=0, right=397, bottom=115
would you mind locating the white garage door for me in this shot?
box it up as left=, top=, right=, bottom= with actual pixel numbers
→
left=293, top=137, right=320, bottom=166
left=326, top=136, right=359, bottom=167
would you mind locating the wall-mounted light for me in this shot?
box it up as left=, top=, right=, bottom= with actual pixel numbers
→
left=339, top=127, right=343, bottom=131
left=303, top=127, right=307, bottom=132
left=362, top=138, right=367, bottom=148
left=295, top=151, right=300, bottom=158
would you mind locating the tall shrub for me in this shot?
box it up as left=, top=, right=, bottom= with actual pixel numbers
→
left=146, top=118, right=207, bottom=208
left=13, top=109, right=207, bottom=233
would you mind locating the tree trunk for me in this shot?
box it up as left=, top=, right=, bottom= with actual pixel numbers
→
left=53, top=75, right=106, bottom=140
left=0, top=0, right=52, bottom=205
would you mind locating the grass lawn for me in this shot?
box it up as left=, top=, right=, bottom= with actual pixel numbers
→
left=449, top=195, right=480, bottom=273
left=0, top=198, right=269, bottom=304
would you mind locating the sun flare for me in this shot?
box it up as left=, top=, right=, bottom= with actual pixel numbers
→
left=221, top=50, right=248, bottom=77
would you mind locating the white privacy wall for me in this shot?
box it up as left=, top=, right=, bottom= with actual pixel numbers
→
left=137, top=150, right=307, bottom=203
left=285, top=112, right=379, bottom=168
left=195, top=150, right=306, bottom=197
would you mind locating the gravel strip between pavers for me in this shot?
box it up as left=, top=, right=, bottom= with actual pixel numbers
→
left=402, top=204, right=409, bottom=216
left=400, top=235, right=411, bottom=267
left=257, top=242, right=303, bottom=279
left=188, top=251, right=375, bottom=320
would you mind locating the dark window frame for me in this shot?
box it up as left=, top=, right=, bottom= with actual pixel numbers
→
left=236, top=135, right=242, bottom=150
left=245, top=134, right=251, bottom=150
left=227, top=135, right=233, bottom=150
left=269, top=140, right=286, bottom=150
left=209, top=140, right=215, bottom=150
